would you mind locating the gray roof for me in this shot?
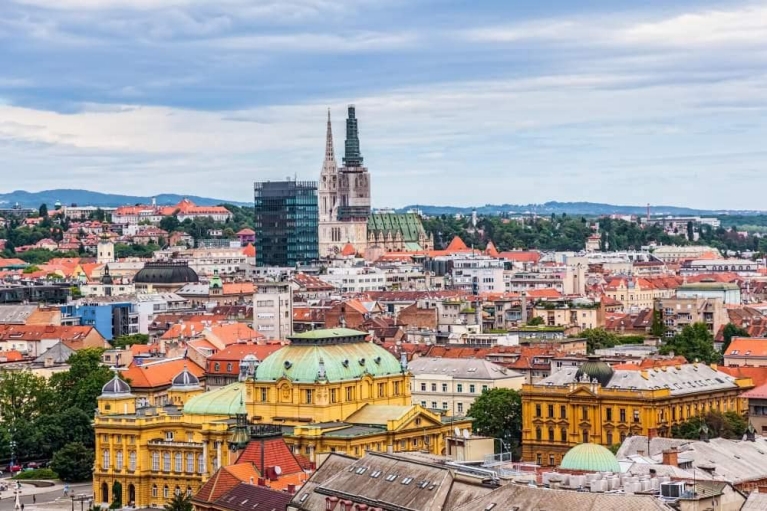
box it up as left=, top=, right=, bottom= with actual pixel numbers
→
left=0, top=305, right=37, bottom=324
left=33, top=341, right=75, bottom=364
left=743, top=491, right=767, bottom=511
left=290, top=454, right=356, bottom=511
left=539, top=363, right=739, bottom=396
left=408, top=357, right=523, bottom=381
left=452, top=482, right=672, bottom=511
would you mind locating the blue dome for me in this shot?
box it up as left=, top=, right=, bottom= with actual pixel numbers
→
left=102, top=374, right=132, bottom=396
left=171, top=366, right=200, bottom=388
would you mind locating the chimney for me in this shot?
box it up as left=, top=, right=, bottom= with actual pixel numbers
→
left=257, top=478, right=266, bottom=486
left=287, top=484, right=296, bottom=494
left=662, top=449, right=678, bottom=467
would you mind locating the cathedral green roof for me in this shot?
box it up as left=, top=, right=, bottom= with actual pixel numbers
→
left=183, top=382, right=246, bottom=415
left=367, top=213, right=427, bottom=244
left=255, top=340, right=403, bottom=383
left=560, top=443, right=621, bottom=473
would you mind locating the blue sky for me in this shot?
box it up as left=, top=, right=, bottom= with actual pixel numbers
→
left=0, top=0, right=766, bottom=209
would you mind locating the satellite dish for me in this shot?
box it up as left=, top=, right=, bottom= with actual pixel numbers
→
left=274, top=465, right=282, bottom=475
left=454, top=427, right=461, bottom=437
left=462, top=429, right=471, bottom=439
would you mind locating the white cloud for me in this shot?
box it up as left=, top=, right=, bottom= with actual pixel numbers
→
left=204, top=30, right=417, bottom=52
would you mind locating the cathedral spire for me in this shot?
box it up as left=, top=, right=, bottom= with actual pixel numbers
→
left=343, top=104, right=363, bottom=167
left=325, top=108, right=335, bottom=163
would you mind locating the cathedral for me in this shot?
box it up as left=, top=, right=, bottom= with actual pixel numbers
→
left=318, top=106, right=371, bottom=257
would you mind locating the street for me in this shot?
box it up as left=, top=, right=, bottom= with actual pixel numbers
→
left=0, top=482, right=92, bottom=511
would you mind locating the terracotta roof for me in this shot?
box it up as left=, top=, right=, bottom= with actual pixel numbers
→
left=211, top=482, right=292, bottom=511
left=740, top=382, right=767, bottom=400
left=340, top=243, right=357, bottom=257
left=207, top=343, right=283, bottom=374
left=292, top=273, right=335, bottom=291
left=718, top=366, right=767, bottom=387
left=612, top=357, right=688, bottom=370
left=445, top=236, right=468, bottom=251
left=235, top=436, right=304, bottom=476
left=292, top=307, right=326, bottom=323
left=497, top=251, right=541, bottom=263
left=194, top=463, right=260, bottom=503
left=526, top=288, right=562, bottom=299
left=0, top=325, right=104, bottom=349
left=485, top=241, right=499, bottom=257
left=122, top=358, right=204, bottom=390
left=236, top=228, right=255, bottom=236
left=725, top=337, right=767, bottom=358
left=205, top=323, right=264, bottom=346
left=242, top=244, right=256, bottom=257
left=222, top=282, right=255, bottom=295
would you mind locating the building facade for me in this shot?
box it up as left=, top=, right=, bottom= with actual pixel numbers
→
left=655, top=297, right=728, bottom=338
left=318, top=106, right=371, bottom=257
left=520, top=358, right=752, bottom=467
left=253, top=280, right=293, bottom=340
left=254, top=180, right=319, bottom=267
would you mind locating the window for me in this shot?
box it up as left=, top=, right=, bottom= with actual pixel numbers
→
left=548, top=428, right=555, bottom=441
left=305, top=390, right=313, bottom=404
left=214, top=363, right=220, bottom=371
left=469, top=384, right=476, bottom=393
left=378, top=383, right=386, bottom=397
left=152, top=485, right=158, bottom=498
left=536, top=454, right=542, bottom=465
left=582, top=406, right=588, bottom=421
left=561, top=428, right=567, bottom=442
left=482, top=385, right=488, bottom=392
left=420, top=401, right=426, bottom=407
left=442, top=402, right=448, bottom=409
left=582, top=430, right=589, bottom=444
left=261, top=388, right=268, bottom=402
left=175, top=486, right=181, bottom=496
left=346, top=387, right=353, bottom=401
left=457, top=402, right=464, bottom=413
left=431, top=401, right=437, bottom=409
left=227, top=363, right=233, bottom=372
left=163, top=485, right=169, bottom=499
left=198, top=454, right=205, bottom=474
left=102, top=450, right=110, bottom=470
left=606, top=432, right=613, bottom=445
left=129, top=451, right=136, bottom=471
left=548, top=404, right=554, bottom=417
left=442, top=383, right=448, bottom=392
left=535, top=404, right=541, bottom=417
left=619, top=408, right=626, bottom=422
left=606, top=408, right=612, bottom=421
left=175, top=452, right=182, bottom=472
left=536, top=428, right=542, bottom=441
left=394, top=381, right=401, bottom=396
left=163, top=452, right=171, bottom=472
left=633, top=410, right=640, bottom=423
left=431, top=383, right=437, bottom=392
left=420, top=383, right=426, bottom=391
left=457, top=384, right=463, bottom=393
left=186, top=487, right=192, bottom=497
left=560, top=405, right=566, bottom=419
left=116, top=451, right=123, bottom=471
left=549, top=455, right=555, bottom=466
left=165, top=431, right=174, bottom=441
left=152, top=452, right=159, bottom=471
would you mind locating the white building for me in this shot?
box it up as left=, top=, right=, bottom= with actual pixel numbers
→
left=319, top=267, right=386, bottom=293
left=676, top=282, right=742, bottom=305
left=408, top=357, right=525, bottom=415
left=681, top=259, right=759, bottom=275
left=450, top=256, right=505, bottom=294
left=650, top=245, right=721, bottom=263
left=153, top=247, right=248, bottom=277
left=253, top=280, right=293, bottom=340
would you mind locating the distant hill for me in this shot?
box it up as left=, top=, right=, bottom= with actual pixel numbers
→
left=0, top=189, right=251, bottom=208
left=400, top=201, right=766, bottom=217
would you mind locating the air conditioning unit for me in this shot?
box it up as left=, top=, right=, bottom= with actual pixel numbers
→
left=660, top=482, right=685, bottom=499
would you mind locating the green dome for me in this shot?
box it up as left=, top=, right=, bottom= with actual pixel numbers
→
left=575, top=356, right=614, bottom=387
left=560, top=443, right=620, bottom=473
left=183, top=382, right=246, bottom=415
left=255, top=340, right=403, bottom=383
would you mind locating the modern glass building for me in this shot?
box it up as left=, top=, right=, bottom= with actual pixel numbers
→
left=254, top=180, right=319, bottom=267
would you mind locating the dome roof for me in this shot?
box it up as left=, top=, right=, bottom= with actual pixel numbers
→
left=575, top=356, right=614, bottom=387
left=242, top=354, right=259, bottom=363
left=184, top=382, right=246, bottom=416
left=171, top=366, right=201, bottom=389
left=560, top=443, right=620, bottom=473
left=102, top=374, right=132, bottom=396
left=256, top=331, right=402, bottom=383
left=134, top=261, right=199, bottom=285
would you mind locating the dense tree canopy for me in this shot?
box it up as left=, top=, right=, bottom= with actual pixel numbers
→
left=721, top=323, right=749, bottom=354
left=671, top=411, right=748, bottom=440
left=467, top=388, right=522, bottom=456
left=50, top=442, right=94, bottom=482
left=660, top=323, right=721, bottom=364
left=164, top=492, right=194, bottom=511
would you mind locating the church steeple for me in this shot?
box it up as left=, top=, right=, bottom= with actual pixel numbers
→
left=321, top=109, right=337, bottom=176
left=343, top=104, right=363, bottom=167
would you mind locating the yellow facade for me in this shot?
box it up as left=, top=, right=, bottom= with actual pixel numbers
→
left=521, top=364, right=752, bottom=467
left=93, top=329, right=472, bottom=508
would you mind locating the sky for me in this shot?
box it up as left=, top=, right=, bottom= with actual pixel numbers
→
left=1, top=0, right=766, bottom=209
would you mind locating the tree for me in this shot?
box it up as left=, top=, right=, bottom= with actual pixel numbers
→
left=159, top=215, right=180, bottom=233
left=580, top=328, right=619, bottom=354
left=36, top=407, right=96, bottom=456
left=50, top=348, right=114, bottom=412
left=650, top=309, right=666, bottom=338
left=0, top=370, right=53, bottom=423
left=467, top=388, right=522, bottom=456
left=112, top=334, right=150, bottom=349
left=671, top=411, right=747, bottom=440
left=686, top=221, right=694, bottom=241
left=722, top=323, right=749, bottom=354
left=111, top=481, right=123, bottom=509
left=50, top=442, right=94, bottom=482
left=660, top=323, right=721, bottom=364
left=526, top=316, right=544, bottom=326
left=39, top=203, right=48, bottom=218
left=164, top=492, right=193, bottom=511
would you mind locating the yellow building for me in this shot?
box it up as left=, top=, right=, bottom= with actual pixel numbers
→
left=520, top=357, right=752, bottom=467
left=93, top=328, right=471, bottom=508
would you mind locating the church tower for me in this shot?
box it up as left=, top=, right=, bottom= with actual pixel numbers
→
left=318, top=109, right=338, bottom=224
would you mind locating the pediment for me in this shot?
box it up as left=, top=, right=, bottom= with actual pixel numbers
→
left=567, top=386, right=596, bottom=398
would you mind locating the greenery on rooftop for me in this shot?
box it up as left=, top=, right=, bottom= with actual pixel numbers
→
left=112, top=333, right=150, bottom=349
left=660, top=322, right=721, bottom=364
left=579, top=328, right=647, bottom=354
left=671, top=410, right=747, bottom=440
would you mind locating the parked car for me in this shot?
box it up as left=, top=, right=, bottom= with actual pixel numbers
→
left=9, top=464, right=22, bottom=472
left=26, top=462, right=41, bottom=469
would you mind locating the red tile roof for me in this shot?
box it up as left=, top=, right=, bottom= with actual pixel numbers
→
left=242, top=244, right=256, bottom=257
left=235, top=437, right=304, bottom=476
left=724, top=337, right=767, bottom=358
left=718, top=365, right=767, bottom=387
left=122, top=358, right=204, bottom=390
left=194, top=463, right=260, bottom=503
left=340, top=243, right=357, bottom=257
left=497, top=251, right=541, bottom=263
left=445, top=236, right=468, bottom=251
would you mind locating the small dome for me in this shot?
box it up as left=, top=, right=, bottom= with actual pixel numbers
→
left=242, top=354, right=259, bottom=363
left=575, top=356, right=614, bottom=387
left=134, top=261, right=199, bottom=285
left=102, top=374, right=132, bottom=395
left=171, top=366, right=200, bottom=388
left=560, top=443, right=620, bottom=473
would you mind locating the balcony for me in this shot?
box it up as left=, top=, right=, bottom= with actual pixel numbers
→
left=147, top=440, right=204, bottom=449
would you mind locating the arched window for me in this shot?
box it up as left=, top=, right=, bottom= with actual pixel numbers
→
left=151, top=485, right=158, bottom=498
left=129, top=451, right=137, bottom=471
left=175, top=452, right=182, bottom=472
left=548, top=428, right=555, bottom=441
left=152, top=452, right=159, bottom=471
left=561, top=428, right=567, bottom=442
left=186, top=486, right=193, bottom=497
left=102, top=450, right=110, bottom=470
left=198, top=453, right=205, bottom=474
left=535, top=427, right=542, bottom=441
left=116, top=451, right=123, bottom=470
left=175, top=486, right=181, bottom=496
left=163, top=485, right=169, bottom=499
left=186, top=453, right=194, bottom=473
left=163, top=452, right=171, bottom=472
